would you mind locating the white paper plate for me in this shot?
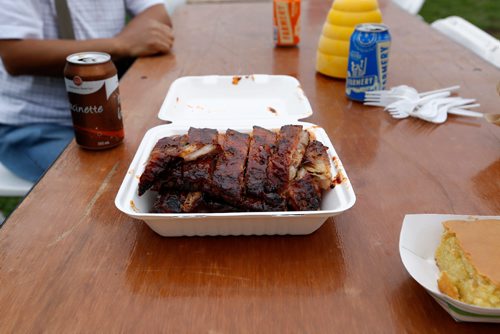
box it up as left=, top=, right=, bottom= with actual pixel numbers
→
left=399, top=214, right=500, bottom=323
left=114, top=75, right=356, bottom=236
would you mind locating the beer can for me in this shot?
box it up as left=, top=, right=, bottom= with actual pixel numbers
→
left=64, top=52, right=124, bottom=150
left=346, top=24, right=391, bottom=101
left=273, top=0, right=301, bottom=46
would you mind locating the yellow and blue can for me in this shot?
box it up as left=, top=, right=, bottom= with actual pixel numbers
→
left=346, top=24, right=391, bottom=101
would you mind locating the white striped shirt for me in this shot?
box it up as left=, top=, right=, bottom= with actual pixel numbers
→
left=0, top=0, right=165, bottom=126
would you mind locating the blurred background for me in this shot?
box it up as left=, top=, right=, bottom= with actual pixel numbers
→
left=1, top=0, right=498, bottom=222
left=420, top=0, right=499, bottom=38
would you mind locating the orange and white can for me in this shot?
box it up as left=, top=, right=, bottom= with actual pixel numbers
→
left=273, top=0, right=301, bottom=46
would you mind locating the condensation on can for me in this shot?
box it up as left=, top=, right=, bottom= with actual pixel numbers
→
left=64, top=52, right=124, bottom=150
left=346, top=23, right=391, bottom=101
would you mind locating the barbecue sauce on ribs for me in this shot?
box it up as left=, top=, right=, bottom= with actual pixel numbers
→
left=139, top=126, right=334, bottom=213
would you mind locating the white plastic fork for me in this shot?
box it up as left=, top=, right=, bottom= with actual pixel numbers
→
left=448, top=107, right=483, bottom=117
left=421, top=99, right=476, bottom=123
left=364, top=85, right=416, bottom=96
left=419, top=85, right=461, bottom=97
left=365, top=87, right=420, bottom=107
left=415, top=98, right=477, bottom=121
left=365, top=90, right=453, bottom=108
left=386, top=96, right=479, bottom=120
left=387, top=106, right=483, bottom=121
left=384, top=92, right=452, bottom=115
left=366, top=85, right=460, bottom=98
left=387, top=109, right=411, bottom=119
left=364, top=94, right=413, bottom=107
left=364, top=86, right=460, bottom=107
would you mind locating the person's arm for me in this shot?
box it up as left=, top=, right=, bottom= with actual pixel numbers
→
left=0, top=4, right=173, bottom=77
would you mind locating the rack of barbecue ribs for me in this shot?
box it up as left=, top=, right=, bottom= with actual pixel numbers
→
left=138, top=125, right=334, bottom=213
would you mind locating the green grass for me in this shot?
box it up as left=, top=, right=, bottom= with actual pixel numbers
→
left=0, top=197, right=23, bottom=222
left=420, top=0, right=500, bottom=38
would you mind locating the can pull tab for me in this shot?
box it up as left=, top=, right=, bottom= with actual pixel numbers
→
left=78, top=56, right=98, bottom=63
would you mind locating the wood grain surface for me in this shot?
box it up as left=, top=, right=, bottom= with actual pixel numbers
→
left=1, top=0, right=499, bottom=332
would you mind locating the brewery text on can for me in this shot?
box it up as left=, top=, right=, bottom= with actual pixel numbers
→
left=346, top=24, right=391, bottom=101
left=64, top=52, right=124, bottom=150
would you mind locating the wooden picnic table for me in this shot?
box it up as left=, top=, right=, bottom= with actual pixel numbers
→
left=1, top=0, right=499, bottom=332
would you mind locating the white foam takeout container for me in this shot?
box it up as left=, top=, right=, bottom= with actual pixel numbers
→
left=399, top=214, right=500, bottom=323
left=115, top=75, right=356, bottom=236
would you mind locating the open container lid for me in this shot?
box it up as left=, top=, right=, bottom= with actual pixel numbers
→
left=115, top=74, right=356, bottom=236
left=158, top=75, right=313, bottom=127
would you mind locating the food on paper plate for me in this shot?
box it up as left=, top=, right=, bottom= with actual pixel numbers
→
left=138, top=125, right=335, bottom=213
left=435, top=219, right=500, bottom=308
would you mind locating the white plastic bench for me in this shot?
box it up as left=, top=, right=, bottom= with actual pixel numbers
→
left=165, top=0, right=186, bottom=16
left=392, top=0, right=425, bottom=15
left=0, top=162, right=33, bottom=197
left=431, top=16, right=500, bottom=69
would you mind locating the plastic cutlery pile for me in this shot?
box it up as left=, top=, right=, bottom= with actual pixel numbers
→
left=363, top=85, right=483, bottom=124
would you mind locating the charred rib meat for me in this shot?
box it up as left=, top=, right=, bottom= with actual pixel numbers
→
left=139, top=126, right=335, bottom=213
left=245, top=126, right=276, bottom=198
left=300, top=140, right=333, bottom=191
left=181, top=192, right=239, bottom=213
left=139, top=128, right=220, bottom=195
left=152, top=191, right=186, bottom=213
left=180, top=127, right=220, bottom=161
left=266, top=125, right=309, bottom=195
left=182, top=128, right=221, bottom=192
left=138, top=135, right=185, bottom=196
left=287, top=139, right=333, bottom=210
left=287, top=173, right=322, bottom=211
left=211, top=129, right=250, bottom=203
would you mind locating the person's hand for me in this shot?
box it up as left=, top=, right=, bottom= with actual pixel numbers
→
left=115, top=17, right=174, bottom=58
